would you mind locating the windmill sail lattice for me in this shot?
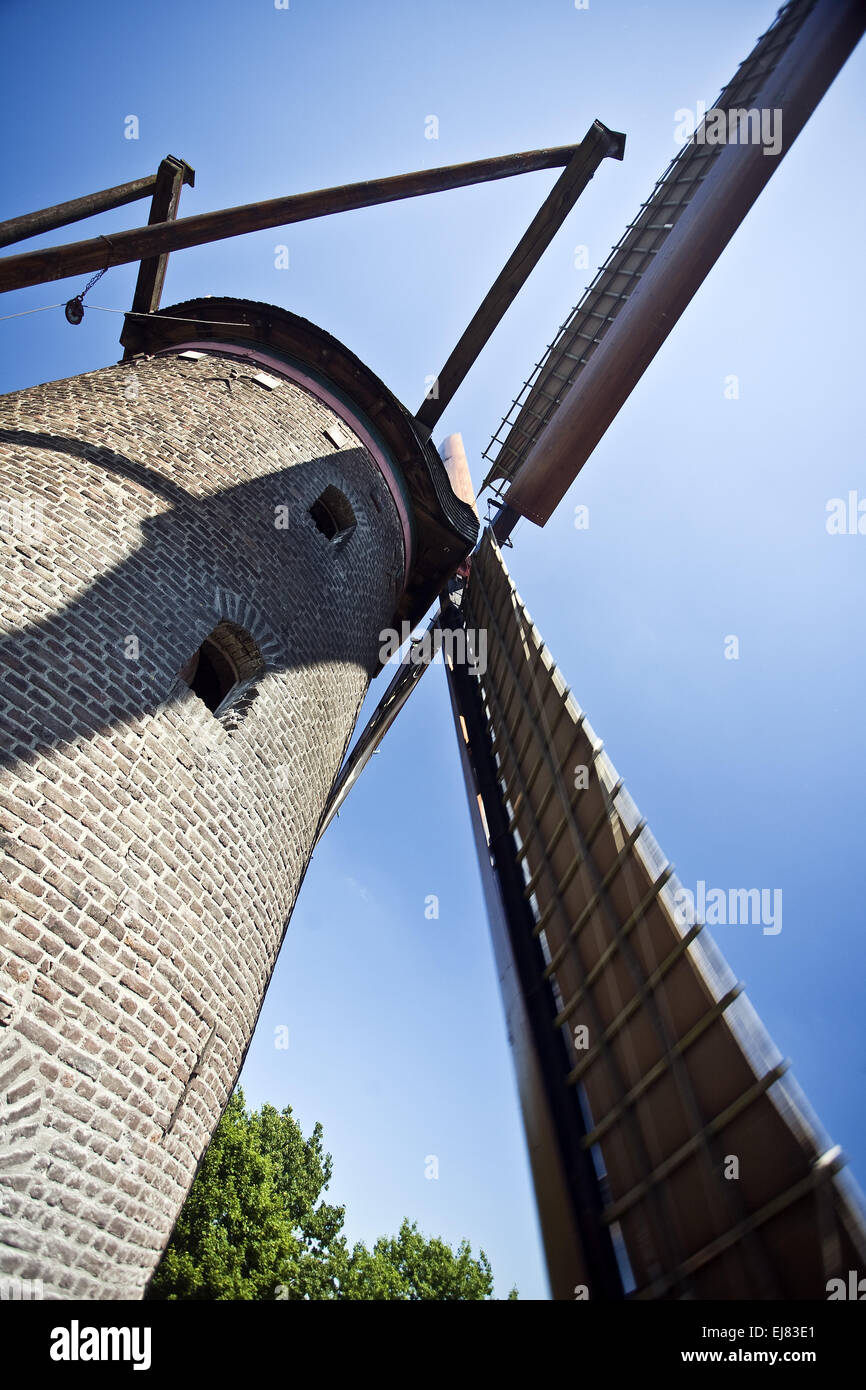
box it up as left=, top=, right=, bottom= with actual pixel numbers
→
left=447, top=532, right=866, bottom=1299
left=481, top=0, right=821, bottom=496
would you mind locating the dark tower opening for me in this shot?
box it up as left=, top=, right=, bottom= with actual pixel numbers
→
left=185, top=638, right=236, bottom=712
left=309, top=484, right=355, bottom=541
left=179, top=620, right=264, bottom=716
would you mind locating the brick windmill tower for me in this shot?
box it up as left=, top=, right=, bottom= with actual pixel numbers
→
left=0, top=0, right=864, bottom=1302
left=0, top=296, right=478, bottom=1298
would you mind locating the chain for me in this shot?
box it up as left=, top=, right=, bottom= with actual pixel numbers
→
left=64, top=237, right=115, bottom=325
left=79, top=265, right=109, bottom=299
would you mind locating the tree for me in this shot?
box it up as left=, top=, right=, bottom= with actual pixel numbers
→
left=338, top=1220, right=496, bottom=1300
left=147, top=1090, right=514, bottom=1300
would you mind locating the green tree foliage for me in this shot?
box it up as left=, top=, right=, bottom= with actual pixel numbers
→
left=147, top=1090, right=514, bottom=1300
left=338, top=1221, right=495, bottom=1300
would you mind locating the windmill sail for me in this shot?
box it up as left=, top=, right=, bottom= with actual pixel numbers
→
left=482, top=0, right=865, bottom=525
left=446, top=532, right=866, bottom=1299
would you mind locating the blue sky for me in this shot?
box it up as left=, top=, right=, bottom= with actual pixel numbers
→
left=1, top=0, right=864, bottom=1300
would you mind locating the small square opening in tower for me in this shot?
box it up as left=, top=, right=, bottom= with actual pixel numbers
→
left=309, top=485, right=355, bottom=542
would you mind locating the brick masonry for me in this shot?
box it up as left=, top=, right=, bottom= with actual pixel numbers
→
left=0, top=345, right=406, bottom=1298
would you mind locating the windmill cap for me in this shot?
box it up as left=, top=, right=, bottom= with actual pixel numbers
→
left=120, top=296, right=479, bottom=626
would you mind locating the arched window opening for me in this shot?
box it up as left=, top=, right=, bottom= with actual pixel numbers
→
left=309, top=485, right=356, bottom=545
left=179, top=620, right=264, bottom=723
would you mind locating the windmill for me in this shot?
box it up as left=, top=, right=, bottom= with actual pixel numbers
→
left=0, top=0, right=863, bottom=1304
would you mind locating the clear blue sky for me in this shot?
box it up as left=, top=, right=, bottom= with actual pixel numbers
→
left=1, top=0, right=864, bottom=1300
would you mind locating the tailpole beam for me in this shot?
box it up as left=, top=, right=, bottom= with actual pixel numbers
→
left=415, top=121, right=625, bottom=431
left=0, top=167, right=189, bottom=250
left=0, top=144, right=588, bottom=295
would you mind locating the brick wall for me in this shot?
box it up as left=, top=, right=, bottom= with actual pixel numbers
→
left=0, top=347, right=405, bottom=1297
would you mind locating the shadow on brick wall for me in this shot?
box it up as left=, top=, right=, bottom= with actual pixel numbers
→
left=0, top=428, right=403, bottom=769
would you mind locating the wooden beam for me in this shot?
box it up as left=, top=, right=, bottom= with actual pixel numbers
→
left=415, top=121, right=625, bottom=431
left=0, top=145, right=581, bottom=296
left=0, top=162, right=192, bottom=250
left=128, top=156, right=195, bottom=322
